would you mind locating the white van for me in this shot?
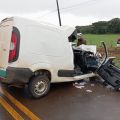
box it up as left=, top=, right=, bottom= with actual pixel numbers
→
left=1, top=17, right=119, bottom=98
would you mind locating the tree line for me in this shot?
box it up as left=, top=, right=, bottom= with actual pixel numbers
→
left=76, top=18, right=120, bottom=34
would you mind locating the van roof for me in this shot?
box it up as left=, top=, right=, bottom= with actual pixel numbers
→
left=1, top=16, right=75, bottom=37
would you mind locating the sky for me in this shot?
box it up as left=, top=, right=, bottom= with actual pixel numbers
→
left=0, top=0, right=120, bottom=26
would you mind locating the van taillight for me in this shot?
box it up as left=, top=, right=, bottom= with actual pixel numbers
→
left=9, top=32, right=17, bottom=62
left=9, top=27, right=20, bottom=63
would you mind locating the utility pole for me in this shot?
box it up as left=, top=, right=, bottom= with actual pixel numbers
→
left=56, top=0, right=62, bottom=26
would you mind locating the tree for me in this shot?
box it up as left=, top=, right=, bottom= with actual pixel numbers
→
left=76, top=18, right=120, bottom=34
left=107, top=18, right=120, bottom=33
left=92, top=21, right=108, bottom=34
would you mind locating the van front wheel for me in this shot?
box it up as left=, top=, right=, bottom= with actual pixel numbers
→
left=28, top=75, right=50, bottom=98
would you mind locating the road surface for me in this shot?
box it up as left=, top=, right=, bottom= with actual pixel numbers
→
left=0, top=81, right=120, bottom=120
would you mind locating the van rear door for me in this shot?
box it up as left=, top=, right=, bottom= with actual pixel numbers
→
left=0, top=18, right=13, bottom=69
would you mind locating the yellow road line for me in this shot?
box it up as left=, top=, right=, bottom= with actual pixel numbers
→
left=0, top=88, right=41, bottom=120
left=0, top=96, right=24, bottom=120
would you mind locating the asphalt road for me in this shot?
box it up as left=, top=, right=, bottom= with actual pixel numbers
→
left=0, top=81, right=120, bottom=120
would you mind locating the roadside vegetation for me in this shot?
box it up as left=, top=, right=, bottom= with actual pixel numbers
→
left=76, top=18, right=120, bottom=34
left=84, top=34, right=120, bottom=47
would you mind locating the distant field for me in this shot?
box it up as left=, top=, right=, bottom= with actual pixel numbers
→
left=84, top=34, right=120, bottom=48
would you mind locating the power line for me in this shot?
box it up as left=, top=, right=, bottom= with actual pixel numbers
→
left=39, top=9, right=56, bottom=18
left=60, top=0, right=97, bottom=11
left=39, top=0, right=98, bottom=18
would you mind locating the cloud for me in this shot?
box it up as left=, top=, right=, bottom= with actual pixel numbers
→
left=0, top=0, right=119, bottom=26
left=39, top=12, right=100, bottom=26
left=0, top=0, right=56, bottom=13
left=0, top=11, right=116, bottom=27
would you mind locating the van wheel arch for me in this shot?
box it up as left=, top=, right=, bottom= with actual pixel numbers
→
left=30, top=69, right=52, bottom=82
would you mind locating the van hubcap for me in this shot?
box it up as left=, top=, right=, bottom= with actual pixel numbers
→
left=34, top=81, right=46, bottom=95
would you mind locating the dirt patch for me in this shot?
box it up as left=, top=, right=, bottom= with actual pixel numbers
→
left=98, top=47, right=120, bottom=57
left=98, top=47, right=120, bottom=67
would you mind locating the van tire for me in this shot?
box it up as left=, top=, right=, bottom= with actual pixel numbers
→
left=28, top=75, right=50, bottom=98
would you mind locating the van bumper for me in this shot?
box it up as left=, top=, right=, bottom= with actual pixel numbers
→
left=0, top=67, right=33, bottom=84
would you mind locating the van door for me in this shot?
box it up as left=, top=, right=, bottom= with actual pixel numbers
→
left=0, top=19, right=13, bottom=69
left=97, top=57, right=120, bottom=90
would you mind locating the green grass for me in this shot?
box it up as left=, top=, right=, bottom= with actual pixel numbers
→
left=84, top=34, right=120, bottom=48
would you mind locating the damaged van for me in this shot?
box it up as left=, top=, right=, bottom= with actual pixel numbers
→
left=0, top=17, right=120, bottom=98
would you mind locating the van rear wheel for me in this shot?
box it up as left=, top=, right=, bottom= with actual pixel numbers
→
left=28, top=75, right=50, bottom=98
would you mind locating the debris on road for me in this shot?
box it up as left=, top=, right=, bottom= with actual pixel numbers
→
left=73, top=80, right=87, bottom=89
left=73, top=78, right=96, bottom=92
left=74, top=85, right=85, bottom=89
left=86, top=90, right=93, bottom=93
left=73, top=80, right=93, bottom=92
left=91, top=84, right=95, bottom=87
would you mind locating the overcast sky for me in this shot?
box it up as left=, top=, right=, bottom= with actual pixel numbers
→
left=0, top=0, right=120, bottom=26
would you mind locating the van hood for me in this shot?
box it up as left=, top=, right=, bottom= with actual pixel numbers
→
left=60, top=26, right=76, bottom=37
